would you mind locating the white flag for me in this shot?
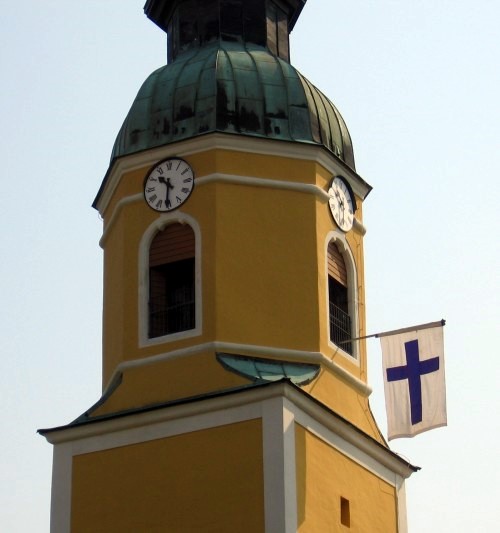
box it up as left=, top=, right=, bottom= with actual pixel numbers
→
left=381, top=325, right=447, bottom=440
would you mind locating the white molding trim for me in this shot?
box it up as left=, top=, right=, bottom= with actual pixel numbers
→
left=137, top=213, right=202, bottom=348
left=197, top=172, right=329, bottom=197
left=325, top=231, right=361, bottom=364
left=396, top=475, right=409, bottom=533
left=262, top=397, right=297, bottom=533
left=50, top=444, right=72, bottom=533
left=44, top=382, right=413, bottom=532
left=98, top=193, right=142, bottom=248
left=101, top=340, right=372, bottom=398
left=98, top=173, right=366, bottom=248
left=353, top=217, right=367, bottom=236
left=44, top=384, right=411, bottom=479
left=95, top=133, right=371, bottom=216
left=294, top=405, right=398, bottom=486
left=282, top=388, right=415, bottom=480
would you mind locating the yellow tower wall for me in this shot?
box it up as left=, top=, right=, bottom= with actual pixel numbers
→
left=295, top=424, right=398, bottom=532
left=40, top=4, right=419, bottom=529
left=71, top=419, right=264, bottom=533
left=93, top=138, right=378, bottom=441
left=44, top=384, right=410, bottom=532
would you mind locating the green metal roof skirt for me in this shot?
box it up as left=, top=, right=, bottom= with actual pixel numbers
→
left=216, top=353, right=320, bottom=385
left=111, top=41, right=355, bottom=169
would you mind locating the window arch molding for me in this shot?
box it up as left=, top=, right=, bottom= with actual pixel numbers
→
left=324, top=231, right=360, bottom=362
left=139, top=213, right=202, bottom=347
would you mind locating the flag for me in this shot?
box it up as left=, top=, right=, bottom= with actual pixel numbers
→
left=381, top=324, right=447, bottom=440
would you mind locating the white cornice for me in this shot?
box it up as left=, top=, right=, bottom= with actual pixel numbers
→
left=285, top=389, right=417, bottom=480
left=42, top=381, right=415, bottom=480
left=94, top=133, right=372, bottom=216
left=98, top=340, right=371, bottom=398
left=43, top=382, right=414, bottom=533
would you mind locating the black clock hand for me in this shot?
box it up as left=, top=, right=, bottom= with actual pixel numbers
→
left=157, top=175, right=174, bottom=205
left=165, top=177, right=174, bottom=207
left=157, top=176, right=170, bottom=206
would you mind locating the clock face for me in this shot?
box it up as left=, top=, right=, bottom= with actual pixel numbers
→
left=143, top=157, right=194, bottom=212
left=328, top=176, right=355, bottom=232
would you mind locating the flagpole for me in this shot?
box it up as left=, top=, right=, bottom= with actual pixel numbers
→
left=337, top=319, right=446, bottom=345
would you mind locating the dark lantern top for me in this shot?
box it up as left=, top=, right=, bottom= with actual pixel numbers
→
left=144, top=0, right=307, bottom=63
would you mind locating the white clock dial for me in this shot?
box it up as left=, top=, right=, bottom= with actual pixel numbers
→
left=144, top=157, right=194, bottom=212
left=328, top=176, right=355, bottom=232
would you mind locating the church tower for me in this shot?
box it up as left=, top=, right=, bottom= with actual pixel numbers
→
left=41, top=1, right=417, bottom=531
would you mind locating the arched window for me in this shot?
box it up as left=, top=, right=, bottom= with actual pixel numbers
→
left=327, top=241, right=353, bottom=355
left=148, top=223, right=195, bottom=338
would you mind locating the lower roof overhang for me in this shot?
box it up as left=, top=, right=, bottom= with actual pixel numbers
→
left=39, top=379, right=418, bottom=480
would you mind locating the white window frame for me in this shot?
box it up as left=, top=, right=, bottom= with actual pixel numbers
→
left=138, top=213, right=202, bottom=347
left=325, top=231, right=359, bottom=362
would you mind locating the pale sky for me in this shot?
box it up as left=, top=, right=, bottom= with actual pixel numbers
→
left=1, top=1, right=499, bottom=531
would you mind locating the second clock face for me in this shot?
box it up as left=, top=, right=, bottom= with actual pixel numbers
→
left=328, top=176, right=355, bottom=232
left=144, top=157, right=194, bottom=212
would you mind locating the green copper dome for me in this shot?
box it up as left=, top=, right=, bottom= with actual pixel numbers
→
left=111, top=41, right=355, bottom=169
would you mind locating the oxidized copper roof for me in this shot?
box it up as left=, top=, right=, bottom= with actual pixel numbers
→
left=111, top=41, right=355, bottom=169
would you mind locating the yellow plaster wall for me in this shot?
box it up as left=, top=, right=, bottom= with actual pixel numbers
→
left=295, top=424, right=398, bottom=532
left=92, top=351, right=250, bottom=417
left=213, top=182, right=320, bottom=350
left=301, top=369, right=383, bottom=441
left=97, top=145, right=376, bottom=436
left=101, top=179, right=219, bottom=384
left=214, top=149, right=318, bottom=184
left=71, top=419, right=264, bottom=533
left=100, top=149, right=324, bottom=383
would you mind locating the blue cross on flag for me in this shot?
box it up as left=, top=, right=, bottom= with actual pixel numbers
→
left=381, top=324, right=447, bottom=440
